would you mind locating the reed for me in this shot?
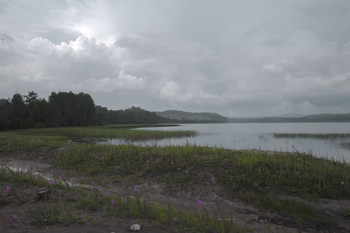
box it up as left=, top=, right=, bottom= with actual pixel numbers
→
left=273, top=133, right=350, bottom=139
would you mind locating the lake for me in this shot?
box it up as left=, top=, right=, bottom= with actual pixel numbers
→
left=104, top=123, right=350, bottom=163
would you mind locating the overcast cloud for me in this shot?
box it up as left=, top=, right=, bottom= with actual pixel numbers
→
left=1, top=0, right=350, bottom=117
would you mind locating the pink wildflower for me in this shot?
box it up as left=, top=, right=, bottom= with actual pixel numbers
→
left=12, top=215, right=18, bottom=220
left=254, top=183, right=259, bottom=187
left=91, top=181, right=95, bottom=186
left=51, top=169, right=56, bottom=174
left=111, top=199, right=115, bottom=205
left=184, top=202, right=189, bottom=208
left=6, top=186, right=11, bottom=192
left=213, top=194, right=217, bottom=200
left=133, top=186, right=139, bottom=192
left=197, top=200, right=203, bottom=206
left=49, top=180, right=56, bottom=186
left=5, top=170, right=9, bottom=175
left=121, top=197, right=125, bottom=202
left=106, top=190, right=111, bottom=195
left=121, top=191, right=125, bottom=196
left=229, top=202, right=233, bottom=207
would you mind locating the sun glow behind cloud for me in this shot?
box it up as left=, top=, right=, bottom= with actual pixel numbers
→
left=69, top=24, right=95, bottom=38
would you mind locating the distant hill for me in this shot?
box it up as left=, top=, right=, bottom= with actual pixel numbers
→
left=228, top=113, right=350, bottom=123
left=155, top=110, right=227, bottom=123
left=156, top=110, right=350, bottom=123
left=297, top=113, right=350, bottom=122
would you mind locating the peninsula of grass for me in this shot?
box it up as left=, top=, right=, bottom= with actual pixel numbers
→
left=1, top=127, right=350, bottom=232
left=7, top=124, right=196, bottom=141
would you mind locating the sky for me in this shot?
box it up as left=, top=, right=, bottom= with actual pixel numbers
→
left=1, top=0, right=350, bottom=117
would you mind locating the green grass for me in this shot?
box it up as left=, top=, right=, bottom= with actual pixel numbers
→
left=341, top=210, right=350, bottom=220
left=0, top=166, right=57, bottom=188
left=39, top=144, right=349, bottom=199
left=215, top=151, right=350, bottom=199
left=241, top=192, right=336, bottom=228
left=31, top=202, right=81, bottom=226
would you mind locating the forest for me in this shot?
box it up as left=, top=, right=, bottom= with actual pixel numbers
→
left=2, top=91, right=348, bottom=131
left=0, top=91, right=167, bottom=130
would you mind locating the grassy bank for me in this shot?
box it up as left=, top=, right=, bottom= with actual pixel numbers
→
left=0, top=167, right=246, bottom=233
left=1, top=126, right=350, bottom=232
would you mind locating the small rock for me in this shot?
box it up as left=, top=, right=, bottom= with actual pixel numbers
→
left=37, top=190, right=51, bottom=201
left=130, top=224, right=141, bottom=231
left=258, top=218, right=265, bottom=224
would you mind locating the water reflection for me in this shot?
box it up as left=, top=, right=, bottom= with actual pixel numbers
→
left=101, top=123, right=350, bottom=163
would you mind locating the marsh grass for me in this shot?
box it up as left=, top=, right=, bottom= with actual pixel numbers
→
left=7, top=124, right=196, bottom=141
left=216, top=151, right=350, bottom=199
left=273, top=133, right=350, bottom=151
left=273, top=133, right=350, bottom=139
left=45, top=144, right=350, bottom=199
left=0, top=134, right=67, bottom=155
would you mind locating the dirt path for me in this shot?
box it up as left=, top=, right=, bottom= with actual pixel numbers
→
left=1, top=157, right=349, bottom=233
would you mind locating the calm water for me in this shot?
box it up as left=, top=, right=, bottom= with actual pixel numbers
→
left=104, top=123, right=350, bottom=163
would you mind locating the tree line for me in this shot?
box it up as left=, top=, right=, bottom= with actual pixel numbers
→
left=0, top=91, right=167, bottom=130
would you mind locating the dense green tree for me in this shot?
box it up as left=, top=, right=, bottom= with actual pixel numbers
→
left=24, top=91, right=39, bottom=104
left=10, top=93, right=26, bottom=129
left=0, top=91, right=167, bottom=130
left=98, top=106, right=167, bottom=124
left=48, top=91, right=96, bottom=127
left=0, top=99, right=11, bottom=130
